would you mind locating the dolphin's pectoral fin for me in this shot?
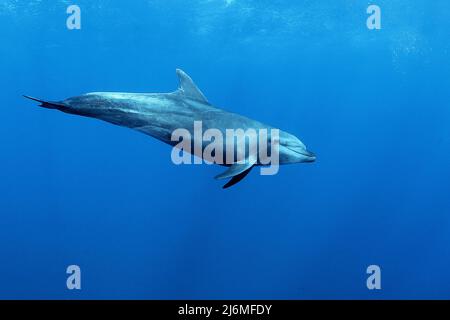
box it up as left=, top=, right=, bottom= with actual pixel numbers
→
left=215, top=156, right=257, bottom=188
left=215, top=157, right=257, bottom=180
left=175, top=69, right=209, bottom=104
left=222, top=167, right=253, bottom=189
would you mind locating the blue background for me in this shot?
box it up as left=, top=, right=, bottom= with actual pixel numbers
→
left=0, top=0, right=449, bottom=299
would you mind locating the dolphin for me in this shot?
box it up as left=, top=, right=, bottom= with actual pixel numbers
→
left=24, top=69, right=315, bottom=188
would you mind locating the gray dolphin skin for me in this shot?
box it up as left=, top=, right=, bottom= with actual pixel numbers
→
left=24, top=69, right=315, bottom=188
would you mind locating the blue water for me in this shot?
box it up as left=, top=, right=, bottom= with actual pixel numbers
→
left=0, top=0, right=449, bottom=299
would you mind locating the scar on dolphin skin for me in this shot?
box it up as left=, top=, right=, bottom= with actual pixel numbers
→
left=24, top=69, right=315, bottom=188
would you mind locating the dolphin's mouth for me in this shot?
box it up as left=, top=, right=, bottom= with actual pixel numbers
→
left=301, top=150, right=316, bottom=162
left=288, top=146, right=316, bottom=162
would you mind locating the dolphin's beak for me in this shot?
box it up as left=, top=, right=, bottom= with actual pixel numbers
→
left=287, top=146, right=316, bottom=162
left=302, top=150, right=316, bottom=162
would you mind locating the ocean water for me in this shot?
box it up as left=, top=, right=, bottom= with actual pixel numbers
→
left=0, top=0, right=449, bottom=299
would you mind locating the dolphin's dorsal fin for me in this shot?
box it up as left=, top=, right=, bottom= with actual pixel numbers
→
left=175, top=69, right=209, bottom=103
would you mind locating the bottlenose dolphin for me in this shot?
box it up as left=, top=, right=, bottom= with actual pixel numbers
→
left=24, top=69, right=315, bottom=188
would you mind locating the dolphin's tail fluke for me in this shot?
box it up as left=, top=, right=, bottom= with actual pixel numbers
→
left=23, top=95, right=66, bottom=109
